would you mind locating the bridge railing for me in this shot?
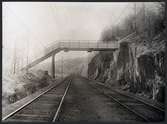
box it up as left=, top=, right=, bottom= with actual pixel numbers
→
left=59, top=42, right=119, bottom=49
left=45, top=42, right=60, bottom=55
left=44, top=41, right=119, bottom=55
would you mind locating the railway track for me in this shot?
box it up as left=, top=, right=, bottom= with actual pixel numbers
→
left=2, top=77, right=72, bottom=122
left=2, top=75, right=165, bottom=122
left=87, top=81, right=165, bottom=122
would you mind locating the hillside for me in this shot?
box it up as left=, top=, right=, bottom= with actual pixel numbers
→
left=88, top=32, right=165, bottom=103
left=2, top=70, right=53, bottom=107
left=2, top=56, right=88, bottom=107
left=88, top=2, right=166, bottom=103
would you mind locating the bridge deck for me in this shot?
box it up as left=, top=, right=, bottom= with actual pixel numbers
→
left=45, top=41, right=118, bottom=54
left=21, top=41, right=118, bottom=70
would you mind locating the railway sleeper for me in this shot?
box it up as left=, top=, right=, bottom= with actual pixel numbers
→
left=130, top=106, right=164, bottom=121
left=11, top=113, right=51, bottom=120
left=16, top=108, right=56, bottom=115
left=4, top=118, right=48, bottom=122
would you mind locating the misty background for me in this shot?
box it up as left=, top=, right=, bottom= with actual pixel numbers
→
left=2, top=2, right=162, bottom=107
left=3, top=2, right=136, bottom=75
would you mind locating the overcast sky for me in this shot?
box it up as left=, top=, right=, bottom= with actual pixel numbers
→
left=3, top=2, right=146, bottom=73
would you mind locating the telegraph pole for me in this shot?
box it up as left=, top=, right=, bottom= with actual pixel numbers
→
left=61, top=56, right=63, bottom=79
left=142, top=2, right=146, bottom=38
left=134, top=2, right=137, bottom=33
left=13, top=41, right=16, bottom=74
left=87, top=54, right=89, bottom=78
left=51, top=54, right=55, bottom=79
left=147, top=6, right=151, bottom=40
left=26, top=39, right=29, bottom=73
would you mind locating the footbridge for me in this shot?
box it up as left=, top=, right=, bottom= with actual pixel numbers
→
left=21, top=41, right=119, bottom=78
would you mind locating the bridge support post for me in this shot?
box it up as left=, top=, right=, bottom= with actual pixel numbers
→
left=51, top=54, right=55, bottom=79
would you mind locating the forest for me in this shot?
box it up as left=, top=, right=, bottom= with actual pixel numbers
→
left=88, top=2, right=166, bottom=103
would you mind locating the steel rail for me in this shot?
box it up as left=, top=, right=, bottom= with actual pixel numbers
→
left=95, top=82, right=165, bottom=113
left=86, top=77, right=164, bottom=113
left=52, top=79, right=71, bottom=122
left=105, top=92, right=150, bottom=122
left=2, top=80, right=65, bottom=121
left=88, top=82, right=150, bottom=122
left=113, top=89, right=165, bottom=112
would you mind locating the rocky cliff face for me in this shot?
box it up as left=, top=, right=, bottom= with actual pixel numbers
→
left=88, top=33, right=166, bottom=103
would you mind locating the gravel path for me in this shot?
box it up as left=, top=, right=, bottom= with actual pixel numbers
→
left=59, top=76, right=143, bottom=122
